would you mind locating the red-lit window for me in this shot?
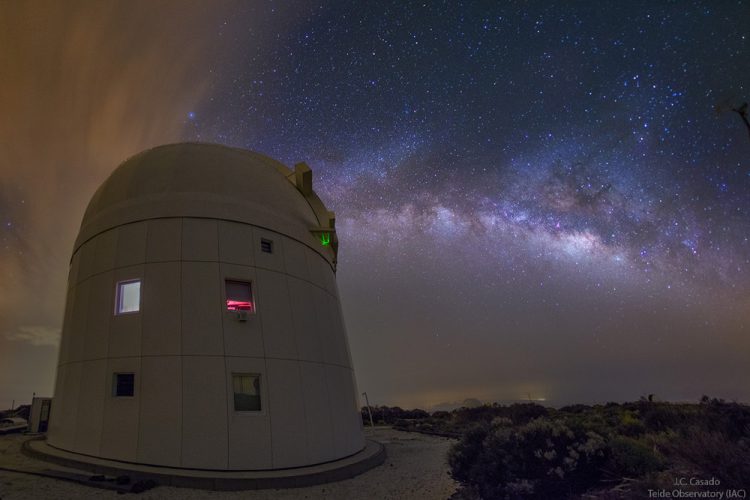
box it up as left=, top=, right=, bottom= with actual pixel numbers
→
left=226, top=280, right=254, bottom=312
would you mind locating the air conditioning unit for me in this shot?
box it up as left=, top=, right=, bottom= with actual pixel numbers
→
left=236, top=310, right=249, bottom=322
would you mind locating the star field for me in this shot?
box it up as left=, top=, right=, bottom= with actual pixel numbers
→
left=1, top=1, right=748, bottom=408
left=177, top=1, right=750, bottom=405
left=192, top=1, right=749, bottom=296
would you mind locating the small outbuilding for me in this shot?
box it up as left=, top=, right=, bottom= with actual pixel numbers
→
left=48, top=143, right=365, bottom=471
left=28, top=396, right=52, bottom=433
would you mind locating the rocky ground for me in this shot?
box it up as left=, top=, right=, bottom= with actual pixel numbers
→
left=0, top=427, right=457, bottom=499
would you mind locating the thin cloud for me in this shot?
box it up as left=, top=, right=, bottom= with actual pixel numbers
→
left=7, top=325, right=60, bottom=348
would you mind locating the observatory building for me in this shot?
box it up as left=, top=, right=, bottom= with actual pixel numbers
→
left=47, top=143, right=365, bottom=472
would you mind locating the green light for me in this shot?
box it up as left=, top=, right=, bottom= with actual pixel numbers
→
left=320, top=233, right=331, bottom=246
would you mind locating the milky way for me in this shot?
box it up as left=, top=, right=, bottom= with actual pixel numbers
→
left=1, top=1, right=748, bottom=408
left=190, top=2, right=749, bottom=292
left=182, top=1, right=750, bottom=405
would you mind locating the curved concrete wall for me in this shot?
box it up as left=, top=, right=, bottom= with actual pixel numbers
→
left=48, top=217, right=364, bottom=470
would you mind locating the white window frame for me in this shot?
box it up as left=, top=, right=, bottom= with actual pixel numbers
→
left=115, top=279, right=141, bottom=315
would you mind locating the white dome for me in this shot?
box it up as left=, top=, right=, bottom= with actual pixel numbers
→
left=77, top=142, right=335, bottom=266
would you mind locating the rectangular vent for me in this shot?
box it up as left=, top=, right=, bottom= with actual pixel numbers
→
left=260, top=238, right=273, bottom=253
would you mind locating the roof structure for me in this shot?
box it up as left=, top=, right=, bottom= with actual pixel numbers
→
left=78, top=143, right=338, bottom=267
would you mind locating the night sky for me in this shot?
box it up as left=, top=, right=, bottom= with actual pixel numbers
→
left=1, top=1, right=749, bottom=409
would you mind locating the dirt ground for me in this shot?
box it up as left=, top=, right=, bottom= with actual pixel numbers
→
left=0, top=427, right=458, bottom=500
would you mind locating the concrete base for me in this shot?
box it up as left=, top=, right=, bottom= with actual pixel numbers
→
left=23, top=438, right=385, bottom=491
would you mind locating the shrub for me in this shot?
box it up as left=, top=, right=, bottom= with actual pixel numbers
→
left=361, top=405, right=430, bottom=425
left=559, top=404, right=590, bottom=414
left=666, top=428, right=750, bottom=489
left=700, top=400, right=750, bottom=440
left=445, top=399, right=750, bottom=499
left=447, top=422, right=490, bottom=486
left=617, top=411, right=646, bottom=437
left=448, top=416, right=608, bottom=499
left=507, top=403, right=549, bottom=424
left=605, top=436, right=665, bottom=477
left=637, top=402, right=692, bottom=432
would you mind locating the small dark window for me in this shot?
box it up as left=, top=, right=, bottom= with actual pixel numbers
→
left=260, top=238, right=273, bottom=253
left=113, top=373, right=135, bottom=397
left=226, top=280, right=255, bottom=312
